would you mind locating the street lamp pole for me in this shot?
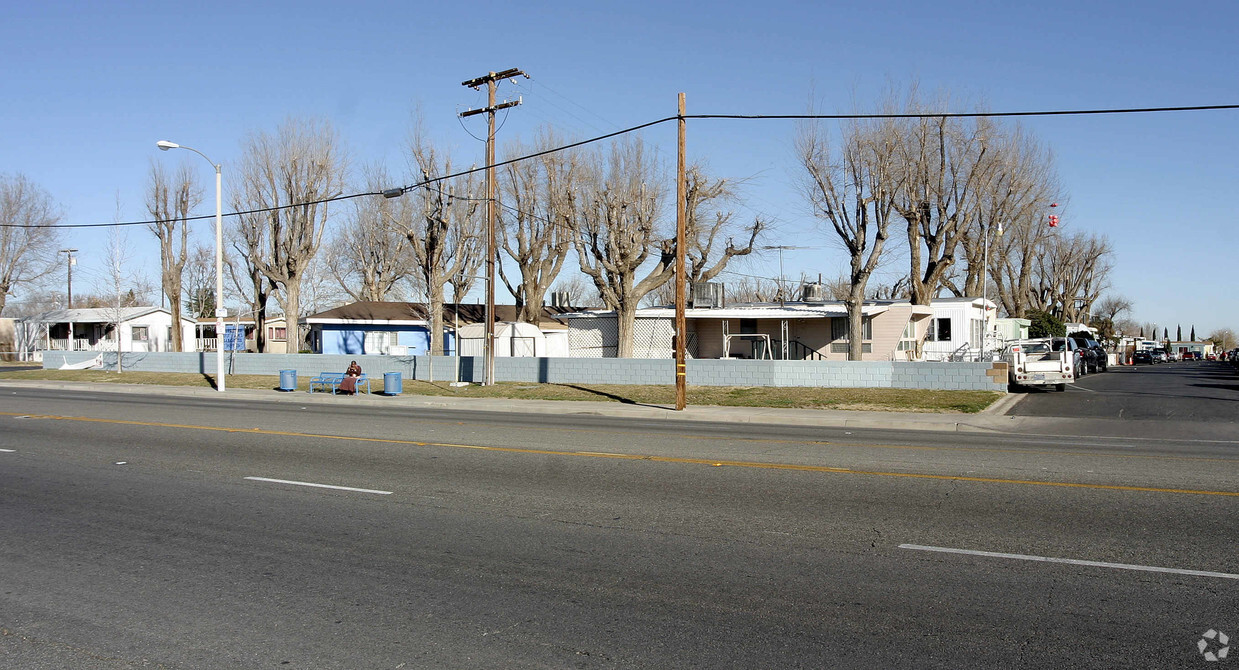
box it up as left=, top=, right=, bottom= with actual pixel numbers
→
left=157, top=140, right=226, bottom=393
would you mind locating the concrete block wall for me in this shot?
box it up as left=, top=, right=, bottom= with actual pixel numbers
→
left=42, top=352, right=1006, bottom=392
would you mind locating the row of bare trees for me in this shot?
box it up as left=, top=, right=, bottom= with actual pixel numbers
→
left=796, top=93, right=1115, bottom=359
left=140, top=116, right=763, bottom=356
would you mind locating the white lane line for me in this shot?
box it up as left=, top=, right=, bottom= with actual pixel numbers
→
left=244, top=477, right=392, bottom=495
left=0, top=448, right=15, bottom=453
left=900, top=544, right=1239, bottom=580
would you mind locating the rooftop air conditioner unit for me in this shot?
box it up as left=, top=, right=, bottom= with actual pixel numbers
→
left=801, top=283, right=826, bottom=303
left=690, top=282, right=725, bottom=309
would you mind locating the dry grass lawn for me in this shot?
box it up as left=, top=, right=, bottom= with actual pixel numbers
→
left=0, top=368, right=1001, bottom=414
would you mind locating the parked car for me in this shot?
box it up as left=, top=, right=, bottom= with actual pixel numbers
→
left=1153, top=350, right=1168, bottom=364
left=1133, top=350, right=1154, bottom=365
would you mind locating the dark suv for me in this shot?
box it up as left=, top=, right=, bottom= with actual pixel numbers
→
left=1070, top=337, right=1100, bottom=374
left=1085, top=339, right=1108, bottom=372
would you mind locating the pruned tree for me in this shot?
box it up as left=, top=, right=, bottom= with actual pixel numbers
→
left=324, top=165, right=414, bottom=302
left=227, top=211, right=276, bottom=353
left=146, top=162, right=201, bottom=351
left=569, top=137, right=673, bottom=358
left=955, top=125, right=1058, bottom=308
left=680, top=165, right=766, bottom=285
left=796, top=114, right=902, bottom=360
left=393, top=129, right=483, bottom=355
left=893, top=103, right=998, bottom=306
left=498, top=129, right=579, bottom=323
left=232, top=117, right=347, bottom=352
left=1028, top=229, right=1113, bottom=322
left=0, top=173, right=62, bottom=316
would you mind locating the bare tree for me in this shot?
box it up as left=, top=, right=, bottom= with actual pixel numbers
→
left=1208, top=328, right=1236, bottom=351
left=445, top=198, right=484, bottom=305
left=393, top=130, right=483, bottom=355
left=232, top=117, right=347, bottom=352
left=796, top=115, right=902, bottom=360
left=951, top=125, right=1056, bottom=305
left=497, top=129, right=580, bottom=323
left=0, top=174, right=62, bottom=316
left=324, top=166, right=414, bottom=302
left=146, top=162, right=201, bottom=351
left=680, top=165, right=766, bottom=285
left=569, top=137, right=674, bottom=358
left=97, top=226, right=140, bottom=371
left=1028, top=230, right=1113, bottom=322
left=893, top=102, right=998, bottom=306
left=1094, top=294, right=1133, bottom=325
left=182, top=243, right=216, bottom=320
left=549, top=273, right=598, bottom=308
left=227, top=211, right=276, bottom=353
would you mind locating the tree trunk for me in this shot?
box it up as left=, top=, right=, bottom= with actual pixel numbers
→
left=615, top=302, right=638, bottom=359
left=846, top=290, right=865, bottom=361
left=283, top=281, right=301, bottom=354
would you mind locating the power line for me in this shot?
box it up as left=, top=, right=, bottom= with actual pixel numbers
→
left=7, top=101, right=1239, bottom=230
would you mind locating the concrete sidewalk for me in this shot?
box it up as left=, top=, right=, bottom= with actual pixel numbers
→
left=1, top=378, right=1030, bottom=434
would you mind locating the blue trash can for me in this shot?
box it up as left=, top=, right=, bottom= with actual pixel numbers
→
left=278, top=369, right=297, bottom=392
left=383, top=372, right=402, bottom=396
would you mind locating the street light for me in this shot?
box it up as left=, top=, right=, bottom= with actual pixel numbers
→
left=157, top=140, right=226, bottom=393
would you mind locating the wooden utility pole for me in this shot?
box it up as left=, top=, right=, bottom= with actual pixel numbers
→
left=674, top=93, right=688, bottom=410
left=461, top=68, right=525, bottom=386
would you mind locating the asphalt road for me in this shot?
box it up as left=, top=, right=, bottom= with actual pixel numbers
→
left=2, top=384, right=1237, bottom=668
left=1012, top=360, right=1239, bottom=422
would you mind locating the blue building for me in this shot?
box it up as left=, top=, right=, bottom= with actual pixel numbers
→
left=306, top=302, right=445, bottom=356
left=305, top=301, right=579, bottom=356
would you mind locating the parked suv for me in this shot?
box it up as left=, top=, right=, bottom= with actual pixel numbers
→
left=1070, top=337, right=1098, bottom=374
left=1086, top=339, right=1108, bottom=372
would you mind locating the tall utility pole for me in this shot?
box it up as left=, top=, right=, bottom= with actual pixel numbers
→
left=674, top=93, right=687, bottom=411
left=461, top=68, right=526, bottom=386
left=59, top=248, right=78, bottom=308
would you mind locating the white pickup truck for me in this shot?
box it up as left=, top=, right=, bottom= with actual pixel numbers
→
left=1003, top=337, right=1077, bottom=391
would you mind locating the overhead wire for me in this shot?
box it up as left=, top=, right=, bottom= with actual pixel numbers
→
left=7, top=102, right=1239, bottom=230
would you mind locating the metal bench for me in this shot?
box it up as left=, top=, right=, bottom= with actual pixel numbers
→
left=308, top=372, right=369, bottom=395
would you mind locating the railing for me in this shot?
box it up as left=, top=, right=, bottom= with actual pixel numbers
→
left=47, top=339, right=118, bottom=352
left=787, top=339, right=826, bottom=361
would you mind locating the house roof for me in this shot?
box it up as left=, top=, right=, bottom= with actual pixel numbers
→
left=304, top=301, right=578, bottom=329
left=23, top=306, right=168, bottom=324
left=560, top=301, right=934, bottom=320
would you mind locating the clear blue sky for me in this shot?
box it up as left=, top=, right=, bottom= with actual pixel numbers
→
left=2, top=0, right=1236, bottom=336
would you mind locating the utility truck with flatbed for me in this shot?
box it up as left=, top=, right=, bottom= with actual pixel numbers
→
left=1003, top=337, right=1077, bottom=391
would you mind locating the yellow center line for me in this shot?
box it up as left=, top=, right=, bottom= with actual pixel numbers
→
left=4, top=410, right=1239, bottom=498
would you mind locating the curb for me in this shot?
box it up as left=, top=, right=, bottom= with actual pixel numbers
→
left=0, top=378, right=1004, bottom=434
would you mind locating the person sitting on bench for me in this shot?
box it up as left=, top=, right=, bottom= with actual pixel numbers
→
left=339, top=360, right=362, bottom=395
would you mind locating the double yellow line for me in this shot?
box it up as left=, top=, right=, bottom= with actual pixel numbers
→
left=5, top=410, right=1238, bottom=498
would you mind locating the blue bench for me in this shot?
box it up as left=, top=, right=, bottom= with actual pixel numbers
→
left=308, top=372, right=370, bottom=395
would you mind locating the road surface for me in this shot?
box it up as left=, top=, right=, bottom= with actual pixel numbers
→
left=1, top=376, right=1237, bottom=668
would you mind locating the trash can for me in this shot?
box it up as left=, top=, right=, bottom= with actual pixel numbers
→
left=383, top=372, right=402, bottom=396
left=278, top=369, right=297, bottom=392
